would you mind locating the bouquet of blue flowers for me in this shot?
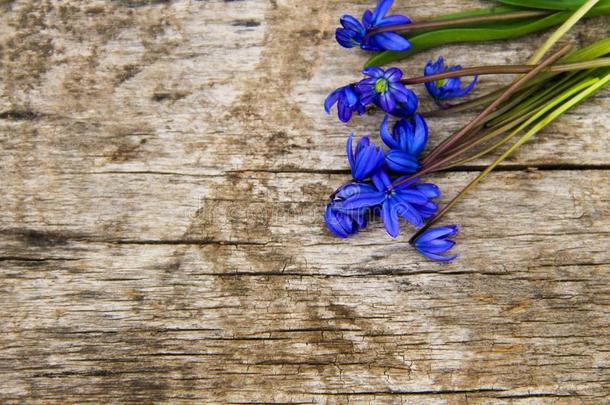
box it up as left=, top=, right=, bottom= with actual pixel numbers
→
left=324, top=0, right=610, bottom=261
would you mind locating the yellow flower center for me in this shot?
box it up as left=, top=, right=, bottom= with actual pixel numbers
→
left=375, top=78, right=388, bottom=93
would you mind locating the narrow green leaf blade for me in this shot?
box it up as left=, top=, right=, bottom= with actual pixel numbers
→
left=365, top=12, right=569, bottom=67
left=365, top=5, right=610, bottom=67
left=495, top=0, right=610, bottom=11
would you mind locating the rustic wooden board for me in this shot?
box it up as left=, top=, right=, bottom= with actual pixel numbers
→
left=0, top=0, right=609, bottom=403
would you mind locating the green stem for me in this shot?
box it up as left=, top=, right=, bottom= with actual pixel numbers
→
left=390, top=45, right=572, bottom=192
left=409, top=71, right=610, bottom=244
left=528, top=0, right=601, bottom=64
left=437, top=76, right=596, bottom=170
left=420, top=45, right=571, bottom=167
left=422, top=36, right=610, bottom=117
left=402, top=58, right=610, bottom=85
left=485, top=69, right=588, bottom=128
left=368, top=10, right=550, bottom=36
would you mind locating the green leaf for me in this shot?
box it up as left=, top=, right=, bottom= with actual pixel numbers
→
left=527, top=0, right=601, bottom=64
left=495, top=0, right=610, bottom=11
left=563, top=37, right=610, bottom=62
left=365, top=4, right=610, bottom=67
left=365, top=12, right=569, bottom=67
left=404, top=6, right=527, bottom=38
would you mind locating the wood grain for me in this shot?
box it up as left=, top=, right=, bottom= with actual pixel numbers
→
left=0, top=0, right=609, bottom=403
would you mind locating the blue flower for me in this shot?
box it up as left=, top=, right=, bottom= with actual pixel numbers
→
left=380, top=114, right=428, bottom=174
left=339, top=170, right=440, bottom=238
left=424, top=57, right=478, bottom=101
left=324, top=183, right=374, bottom=238
left=336, top=0, right=412, bottom=52
left=346, top=133, right=385, bottom=181
left=412, top=225, right=460, bottom=261
left=335, top=15, right=366, bottom=49
left=380, top=114, right=428, bottom=157
left=324, top=85, right=365, bottom=123
left=356, top=67, right=418, bottom=113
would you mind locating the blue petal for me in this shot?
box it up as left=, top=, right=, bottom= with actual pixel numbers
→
left=424, top=59, right=437, bottom=76
left=385, top=150, right=419, bottom=174
left=408, top=114, right=428, bottom=157
left=353, top=146, right=382, bottom=180
left=336, top=29, right=360, bottom=48
left=452, top=75, right=478, bottom=98
left=355, top=135, right=370, bottom=155
left=425, top=81, right=440, bottom=99
left=378, top=91, right=396, bottom=113
left=325, top=205, right=351, bottom=238
left=340, top=15, right=365, bottom=33
left=413, top=201, right=438, bottom=219
left=362, top=66, right=385, bottom=78
left=343, top=86, right=359, bottom=108
left=416, top=225, right=459, bottom=244
left=371, top=169, right=392, bottom=192
left=413, top=183, right=440, bottom=198
left=376, top=15, right=411, bottom=27
left=362, top=9, right=374, bottom=29
left=391, top=175, right=419, bottom=190
left=380, top=115, right=399, bottom=150
left=393, top=119, right=411, bottom=152
left=389, top=82, right=414, bottom=103
left=384, top=67, right=403, bottom=82
left=337, top=101, right=353, bottom=122
left=353, top=211, right=368, bottom=229
left=396, top=202, right=423, bottom=227
left=346, top=133, right=355, bottom=170
left=420, top=239, right=456, bottom=254
left=324, top=89, right=340, bottom=114
left=371, top=0, right=394, bottom=25
left=394, top=189, right=428, bottom=205
left=359, top=91, right=377, bottom=106
left=418, top=250, right=459, bottom=262
left=381, top=199, right=400, bottom=238
left=335, top=183, right=378, bottom=200
left=391, top=93, right=418, bottom=118
left=370, top=32, right=411, bottom=52
left=342, top=191, right=386, bottom=210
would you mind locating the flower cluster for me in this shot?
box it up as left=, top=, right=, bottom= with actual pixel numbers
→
left=326, top=116, right=440, bottom=239
left=424, top=57, right=479, bottom=102
left=324, top=2, right=482, bottom=261
left=336, top=0, right=412, bottom=52
left=324, top=120, right=460, bottom=261
left=325, top=66, right=418, bottom=123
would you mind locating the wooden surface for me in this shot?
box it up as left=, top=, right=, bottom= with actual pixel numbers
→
left=1, top=0, right=609, bottom=403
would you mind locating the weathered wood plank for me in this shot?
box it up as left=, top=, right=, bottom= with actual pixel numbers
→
left=0, top=0, right=609, bottom=403
left=1, top=171, right=609, bottom=403
left=0, top=0, right=608, bottom=177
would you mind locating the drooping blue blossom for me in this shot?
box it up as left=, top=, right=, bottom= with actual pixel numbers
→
left=336, top=0, right=412, bottom=52
left=335, top=15, right=366, bottom=49
left=325, top=204, right=362, bottom=238
left=338, top=170, right=439, bottom=238
left=324, top=84, right=365, bottom=123
left=346, top=133, right=385, bottom=181
left=424, top=57, right=478, bottom=101
left=412, top=225, right=460, bottom=261
left=380, top=114, right=428, bottom=174
left=324, top=183, right=374, bottom=238
left=380, top=114, right=428, bottom=157
left=356, top=67, right=418, bottom=113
